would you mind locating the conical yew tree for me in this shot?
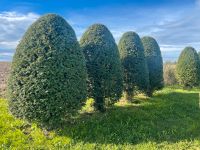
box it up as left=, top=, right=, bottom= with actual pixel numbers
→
left=8, top=14, right=87, bottom=127
left=141, top=36, right=163, bottom=96
left=176, top=47, right=200, bottom=87
left=118, top=32, right=149, bottom=101
left=80, top=24, right=123, bottom=112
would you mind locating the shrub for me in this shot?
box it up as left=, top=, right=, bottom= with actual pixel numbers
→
left=7, top=14, right=87, bottom=127
left=176, top=47, right=200, bottom=87
left=163, top=62, right=177, bottom=86
left=80, top=24, right=123, bottom=112
left=141, top=36, right=164, bottom=96
left=118, top=32, right=149, bottom=101
left=198, top=51, right=200, bottom=59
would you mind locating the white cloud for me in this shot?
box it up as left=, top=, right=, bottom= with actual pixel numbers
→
left=1, top=3, right=200, bottom=62
left=160, top=45, right=184, bottom=52
left=0, top=52, right=14, bottom=56
left=0, top=11, right=39, bottom=50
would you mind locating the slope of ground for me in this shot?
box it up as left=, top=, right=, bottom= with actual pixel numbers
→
left=0, top=87, right=200, bottom=149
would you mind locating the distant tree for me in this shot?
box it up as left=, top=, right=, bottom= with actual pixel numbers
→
left=163, top=62, right=177, bottom=86
left=7, top=14, right=87, bottom=127
left=80, top=24, right=123, bottom=112
left=141, top=36, right=164, bottom=96
left=176, top=47, right=200, bottom=87
left=198, top=52, right=200, bottom=76
left=118, top=32, right=149, bottom=101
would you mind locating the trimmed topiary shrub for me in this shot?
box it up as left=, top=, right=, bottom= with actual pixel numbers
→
left=176, top=47, right=200, bottom=87
left=80, top=24, right=123, bottom=112
left=118, top=32, right=149, bottom=101
left=141, top=36, right=163, bottom=96
left=7, top=14, right=87, bottom=127
left=198, top=51, right=200, bottom=59
left=198, top=51, right=200, bottom=71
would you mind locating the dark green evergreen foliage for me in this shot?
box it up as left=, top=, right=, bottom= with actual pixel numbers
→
left=176, top=47, right=200, bottom=87
left=198, top=51, right=200, bottom=59
left=141, top=36, right=164, bottom=96
left=80, top=24, right=123, bottom=111
left=118, top=32, right=149, bottom=100
left=7, top=14, right=87, bottom=127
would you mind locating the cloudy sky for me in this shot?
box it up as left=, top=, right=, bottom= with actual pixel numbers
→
left=0, top=0, right=200, bottom=61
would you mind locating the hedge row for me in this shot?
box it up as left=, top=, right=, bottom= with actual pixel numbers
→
left=8, top=14, right=163, bottom=127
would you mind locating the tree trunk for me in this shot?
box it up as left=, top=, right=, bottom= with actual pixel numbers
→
left=94, top=96, right=105, bottom=112
left=146, top=90, right=153, bottom=97
left=125, top=90, right=133, bottom=102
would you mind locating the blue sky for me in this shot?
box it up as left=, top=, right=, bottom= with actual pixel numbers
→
left=0, top=0, right=200, bottom=61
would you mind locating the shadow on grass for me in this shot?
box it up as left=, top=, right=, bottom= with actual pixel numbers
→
left=56, top=91, right=200, bottom=145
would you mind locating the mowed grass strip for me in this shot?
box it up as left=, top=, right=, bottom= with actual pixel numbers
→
left=1, top=87, right=200, bottom=149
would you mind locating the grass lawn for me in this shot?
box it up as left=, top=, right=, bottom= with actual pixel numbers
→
left=1, top=87, right=200, bottom=149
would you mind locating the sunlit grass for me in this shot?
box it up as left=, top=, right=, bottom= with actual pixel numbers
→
left=0, top=87, right=200, bottom=149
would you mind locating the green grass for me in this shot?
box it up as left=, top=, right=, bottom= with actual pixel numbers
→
left=1, top=87, right=200, bottom=149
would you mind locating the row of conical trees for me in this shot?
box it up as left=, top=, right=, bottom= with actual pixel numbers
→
left=7, top=14, right=163, bottom=127
left=176, top=47, right=200, bottom=87
left=119, top=33, right=163, bottom=99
